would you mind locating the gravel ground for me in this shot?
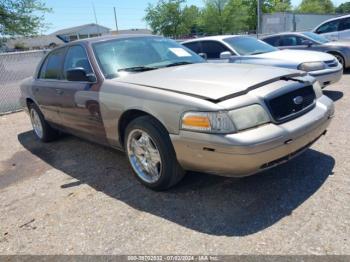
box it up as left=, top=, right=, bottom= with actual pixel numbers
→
left=0, top=74, right=349, bottom=255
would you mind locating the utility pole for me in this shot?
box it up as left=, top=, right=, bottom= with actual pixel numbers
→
left=114, top=7, right=119, bottom=32
left=92, top=2, right=100, bottom=35
left=257, top=0, right=262, bottom=38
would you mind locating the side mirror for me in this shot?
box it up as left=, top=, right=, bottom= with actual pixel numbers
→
left=302, top=40, right=313, bottom=47
left=66, top=68, right=96, bottom=82
left=220, top=51, right=232, bottom=59
left=198, top=53, right=207, bottom=60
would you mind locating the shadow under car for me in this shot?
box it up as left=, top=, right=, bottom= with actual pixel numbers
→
left=17, top=131, right=335, bottom=236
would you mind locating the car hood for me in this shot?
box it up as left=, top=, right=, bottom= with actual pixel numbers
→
left=112, top=63, right=304, bottom=101
left=251, top=49, right=335, bottom=63
left=324, top=40, right=350, bottom=47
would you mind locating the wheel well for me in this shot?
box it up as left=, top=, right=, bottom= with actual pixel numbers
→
left=26, top=98, right=35, bottom=109
left=118, top=109, right=163, bottom=147
left=328, top=51, right=344, bottom=62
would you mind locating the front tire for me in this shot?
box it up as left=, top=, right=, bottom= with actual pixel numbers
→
left=28, top=103, right=59, bottom=142
left=331, top=52, right=345, bottom=69
left=124, top=116, right=184, bottom=190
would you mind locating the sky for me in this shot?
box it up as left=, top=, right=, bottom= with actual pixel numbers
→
left=43, top=0, right=349, bottom=34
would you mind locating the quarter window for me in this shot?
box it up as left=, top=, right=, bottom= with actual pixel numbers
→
left=63, top=45, right=93, bottom=80
left=200, top=41, right=231, bottom=59
left=39, top=48, right=65, bottom=80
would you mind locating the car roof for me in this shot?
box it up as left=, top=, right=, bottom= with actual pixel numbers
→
left=317, top=14, right=350, bottom=26
left=261, top=32, right=307, bottom=38
left=182, top=35, right=247, bottom=43
left=62, top=34, right=160, bottom=46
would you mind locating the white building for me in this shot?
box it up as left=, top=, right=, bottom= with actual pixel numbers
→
left=110, top=28, right=153, bottom=35
left=51, top=23, right=110, bottom=42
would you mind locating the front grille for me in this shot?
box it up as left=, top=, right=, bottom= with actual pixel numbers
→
left=265, top=85, right=316, bottom=123
left=325, top=59, right=338, bottom=67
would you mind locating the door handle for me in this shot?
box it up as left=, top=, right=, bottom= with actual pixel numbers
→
left=55, top=88, right=63, bottom=95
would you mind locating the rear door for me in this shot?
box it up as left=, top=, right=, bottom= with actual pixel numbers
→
left=57, top=44, right=107, bottom=143
left=338, top=17, right=350, bottom=40
left=33, top=47, right=66, bottom=124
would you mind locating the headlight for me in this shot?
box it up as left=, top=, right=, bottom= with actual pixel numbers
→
left=298, top=62, right=326, bottom=72
left=181, top=105, right=270, bottom=133
left=181, top=111, right=235, bottom=133
left=313, top=81, right=323, bottom=98
left=228, top=104, right=270, bottom=131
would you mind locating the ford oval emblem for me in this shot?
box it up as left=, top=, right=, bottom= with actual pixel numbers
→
left=293, top=96, right=304, bottom=105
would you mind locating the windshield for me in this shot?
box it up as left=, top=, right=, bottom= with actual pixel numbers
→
left=302, top=32, right=329, bottom=44
left=92, top=37, right=204, bottom=78
left=223, top=36, right=278, bottom=55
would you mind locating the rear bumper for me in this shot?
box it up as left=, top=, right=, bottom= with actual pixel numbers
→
left=171, top=95, right=334, bottom=177
left=309, top=66, right=343, bottom=88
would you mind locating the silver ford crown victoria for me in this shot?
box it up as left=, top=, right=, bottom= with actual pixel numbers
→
left=20, top=35, right=334, bottom=190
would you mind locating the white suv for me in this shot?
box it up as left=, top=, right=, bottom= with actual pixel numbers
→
left=314, top=14, right=350, bottom=41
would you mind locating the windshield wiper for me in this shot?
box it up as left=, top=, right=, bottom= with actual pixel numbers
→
left=118, top=66, right=158, bottom=72
left=165, top=61, right=194, bottom=67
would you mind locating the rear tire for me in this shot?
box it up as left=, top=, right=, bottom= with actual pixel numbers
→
left=28, top=103, right=59, bottom=142
left=124, top=116, right=185, bottom=190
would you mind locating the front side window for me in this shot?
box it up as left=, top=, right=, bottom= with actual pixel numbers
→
left=279, top=35, right=306, bottom=46
left=316, top=20, right=339, bottom=34
left=63, top=45, right=93, bottom=79
left=263, top=36, right=281, bottom=47
left=183, top=41, right=202, bottom=54
left=223, top=37, right=278, bottom=55
left=200, top=41, right=231, bottom=59
left=92, top=37, right=204, bottom=79
left=39, top=48, right=65, bottom=80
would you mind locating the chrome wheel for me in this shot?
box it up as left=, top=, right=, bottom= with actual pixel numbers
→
left=30, top=108, right=43, bottom=139
left=334, top=54, right=345, bottom=68
left=127, top=129, right=162, bottom=183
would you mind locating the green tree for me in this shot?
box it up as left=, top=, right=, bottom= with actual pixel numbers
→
left=0, top=0, right=51, bottom=36
left=336, top=2, right=350, bottom=13
left=199, top=0, right=249, bottom=35
left=199, top=0, right=228, bottom=35
left=297, top=0, right=335, bottom=14
left=144, top=0, right=199, bottom=38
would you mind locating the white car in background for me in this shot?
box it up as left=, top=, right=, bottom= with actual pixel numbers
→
left=182, top=35, right=343, bottom=88
left=313, top=14, right=350, bottom=41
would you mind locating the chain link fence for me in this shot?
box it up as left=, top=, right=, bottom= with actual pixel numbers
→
left=0, top=50, right=47, bottom=115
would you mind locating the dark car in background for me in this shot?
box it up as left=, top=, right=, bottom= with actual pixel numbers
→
left=261, top=32, right=350, bottom=69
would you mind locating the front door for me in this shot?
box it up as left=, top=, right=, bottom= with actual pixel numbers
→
left=56, top=45, right=107, bottom=144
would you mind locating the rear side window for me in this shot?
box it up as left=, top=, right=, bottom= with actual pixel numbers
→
left=39, top=48, right=65, bottom=80
left=183, top=42, right=202, bottom=54
left=339, top=17, right=350, bottom=31
left=63, top=45, right=93, bottom=79
left=279, top=35, right=305, bottom=46
left=316, top=20, right=339, bottom=34
left=263, top=36, right=281, bottom=46
left=201, top=41, right=231, bottom=59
